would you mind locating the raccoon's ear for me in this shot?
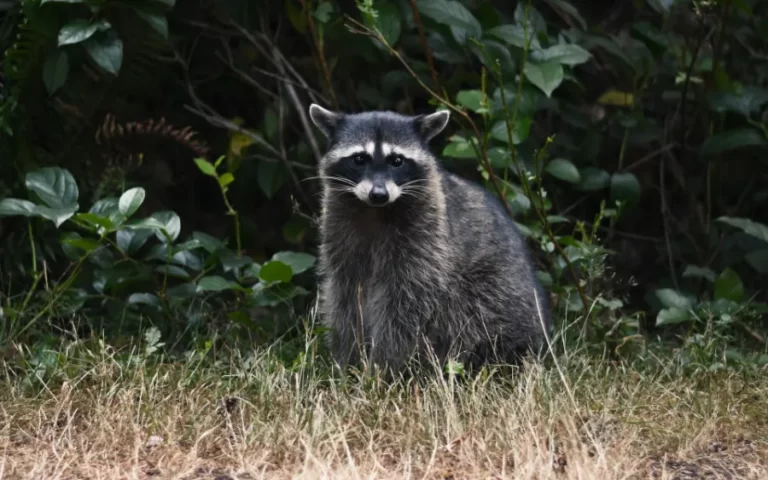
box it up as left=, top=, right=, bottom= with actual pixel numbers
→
left=309, top=103, right=342, bottom=138
left=415, top=110, right=451, bottom=142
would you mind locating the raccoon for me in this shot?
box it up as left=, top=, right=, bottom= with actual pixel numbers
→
left=309, top=104, right=552, bottom=372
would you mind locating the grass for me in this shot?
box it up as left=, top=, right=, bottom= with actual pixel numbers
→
left=1, top=332, right=767, bottom=480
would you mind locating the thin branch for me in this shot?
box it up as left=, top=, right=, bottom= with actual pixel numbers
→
left=299, top=0, right=338, bottom=109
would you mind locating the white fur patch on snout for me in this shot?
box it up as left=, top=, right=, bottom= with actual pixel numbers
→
left=385, top=180, right=401, bottom=202
left=354, top=180, right=402, bottom=205
left=354, top=180, right=373, bottom=202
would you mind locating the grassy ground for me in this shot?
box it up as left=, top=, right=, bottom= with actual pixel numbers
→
left=1, top=338, right=767, bottom=480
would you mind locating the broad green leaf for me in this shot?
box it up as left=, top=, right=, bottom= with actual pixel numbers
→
left=83, top=32, right=123, bottom=75
left=117, top=229, right=153, bottom=254
left=442, top=138, right=478, bottom=159
left=416, top=0, right=482, bottom=41
left=271, top=251, right=316, bottom=275
left=58, top=19, right=107, bottom=46
left=575, top=167, right=609, bottom=191
left=259, top=260, right=293, bottom=283
left=133, top=8, right=168, bottom=38
left=219, top=250, right=253, bottom=272
left=656, top=307, right=692, bottom=326
left=456, top=90, right=484, bottom=112
left=366, top=0, right=401, bottom=47
left=0, top=198, right=38, bottom=217
left=655, top=288, right=693, bottom=309
left=514, top=3, right=546, bottom=34
left=545, top=0, right=586, bottom=29
left=716, top=217, right=768, bottom=244
left=218, top=173, right=235, bottom=189
left=150, top=211, right=181, bottom=242
left=523, top=62, right=564, bottom=98
left=490, top=119, right=531, bottom=145
left=60, top=233, right=100, bottom=253
left=532, top=44, right=591, bottom=66
left=75, top=212, right=114, bottom=230
left=127, top=293, right=163, bottom=309
left=487, top=147, right=511, bottom=168
left=154, top=265, right=190, bottom=279
left=682, top=265, right=716, bottom=282
left=597, top=89, right=634, bottom=107
left=167, top=283, right=197, bottom=299
left=25, top=167, right=79, bottom=209
left=545, top=158, right=581, bottom=183
left=313, top=2, right=333, bottom=22
left=714, top=267, right=745, bottom=303
left=191, top=231, right=225, bottom=253
left=118, top=187, right=145, bottom=217
left=35, top=206, right=78, bottom=227
left=485, top=24, right=540, bottom=50
left=257, top=160, right=288, bottom=199
left=610, top=172, right=641, bottom=203
left=42, top=50, right=69, bottom=95
left=252, top=283, right=308, bottom=307
left=745, top=249, right=768, bottom=273
left=194, top=157, right=217, bottom=177
left=708, top=86, right=768, bottom=118
left=700, top=128, right=766, bottom=157
left=197, top=275, right=240, bottom=292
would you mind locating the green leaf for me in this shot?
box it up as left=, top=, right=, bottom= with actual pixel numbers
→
left=61, top=233, right=100, bottom=253
left=0, top=198, right=38, bottom=217
left=416, top=0, right=482, bottom=41
left=117, top=229, right=153, bottom=254
left=514, top=3, right=546, bottom=34
left=25, top=167, right=79, bottom=209
left=545, top=158, right=581, bottom=184
left=83, top=31, right=123, bottom=75
left=118, top=187, right=145, bottom=217
left=367, top=0, right=401, bottom=47
left=490, top=119, right=531, bottom=145
left=531, top=44, right=592, bottom=66
left=714, top=267, right=745, bottom=303
left=485, top=24, right=540, bottom=50
left=218, top=173, right=235, bottom=189
left=745, top=249, right=768, bottom=273
left=523, top=62, right=564, bottom=98
left=133, top=8, right=168, bottom=38
left=219, top=250, right=253, bottom=272
left=708, top=86, right=768, bottom=118
left=271, top=251, right=316, bottom=275
left=35, top=206, right=78, bottom=227
left=194, top=157, right=217, bottom=177
left=656, top=307, right=693, bottom=326
left=191, top=231, right=225, bottom=253
left=575, top=167, right=609, bottom=191
left=610, top=172, right=641, bottom=203
left=58, top=19, right=106, bottom=46
left=259, top=260, right=293, bottom=283
left=75, top=212, right=114, bottom=230
left=154, top=265, right=191, bottom=279
left=197, top=275, right=241, bottom=292
left=655, top=288, right=693, bottom=309
left=42, top=50, right=69, bottom=95
left=545, top=0, right=586, bottom=30
left=700, top=128, right=766, bottom=157
left=257, top=160, right=288, bottom=199
left=150, top=211, right=181, bottom=242
left=682, top=265, right=716, bottom=282
left=456, top=90, right=484, bottom=112
left=442, top=137, right=478, bottom=159
left=127, top=293, right=163, bottom=310
left=716, top=217, right=768, bottom=244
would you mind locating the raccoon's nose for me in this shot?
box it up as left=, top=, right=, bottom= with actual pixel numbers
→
left=368, top=185, right=390, bottom=205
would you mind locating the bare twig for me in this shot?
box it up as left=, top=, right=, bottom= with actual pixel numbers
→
left=277, top=84, right=316, bottom=214
left=271, top=46, right=323, bottom=165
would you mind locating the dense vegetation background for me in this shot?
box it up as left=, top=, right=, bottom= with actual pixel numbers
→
left=0, top=0, right=766, bottom=373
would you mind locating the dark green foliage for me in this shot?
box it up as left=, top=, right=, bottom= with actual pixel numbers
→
left=1, top=0, right=767, bottom=373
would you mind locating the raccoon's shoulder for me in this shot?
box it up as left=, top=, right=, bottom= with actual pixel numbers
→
left=438, top=167, right=512, bottom=221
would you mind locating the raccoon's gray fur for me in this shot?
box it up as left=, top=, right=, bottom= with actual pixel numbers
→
left=309, top=104, right=552, bottom=372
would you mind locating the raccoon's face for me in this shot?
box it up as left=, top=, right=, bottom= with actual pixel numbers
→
left=309, top=105, right=450, bottom=207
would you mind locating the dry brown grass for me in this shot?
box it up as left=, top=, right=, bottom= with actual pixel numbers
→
left=1, top=341, right=767, bottom=480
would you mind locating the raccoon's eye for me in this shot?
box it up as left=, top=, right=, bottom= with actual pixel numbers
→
left=390, top=155, right=404, bottom=168
left=352, top=154, right=367, bottom=166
